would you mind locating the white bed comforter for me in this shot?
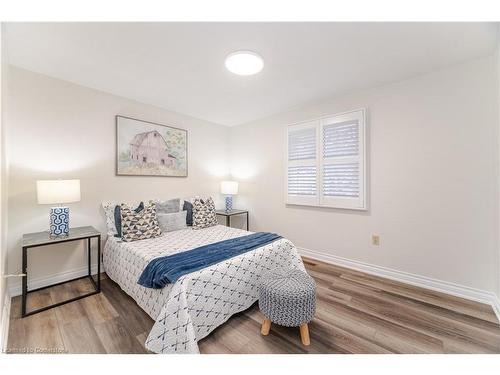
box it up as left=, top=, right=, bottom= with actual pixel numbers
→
left=103, top=225, right=304, bottom=354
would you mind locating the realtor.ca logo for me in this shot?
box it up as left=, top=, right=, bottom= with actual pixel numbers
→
left=3, top=347, right=68, bottom=354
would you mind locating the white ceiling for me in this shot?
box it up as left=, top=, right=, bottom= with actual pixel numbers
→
left=5, top=22, right=498, bottom=126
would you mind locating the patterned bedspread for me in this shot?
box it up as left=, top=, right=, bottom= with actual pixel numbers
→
left=103, top=225, right=304, bottom=354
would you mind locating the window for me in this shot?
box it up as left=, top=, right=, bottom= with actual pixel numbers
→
left=285, top=109, right=367, bottom=210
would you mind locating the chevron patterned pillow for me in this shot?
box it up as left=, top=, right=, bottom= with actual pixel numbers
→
left=192, top=197, right=218, bottom=230
left=121, top=201, right=162, bottom=242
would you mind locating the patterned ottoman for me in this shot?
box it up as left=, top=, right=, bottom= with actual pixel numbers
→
left=258, top=268, right=316, bottom=345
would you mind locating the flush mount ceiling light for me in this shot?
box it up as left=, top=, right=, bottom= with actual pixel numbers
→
left=225, top=51, right=264, bottom=76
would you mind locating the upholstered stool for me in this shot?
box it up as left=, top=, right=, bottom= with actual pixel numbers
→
left=258, top=268, right=316, bottom=345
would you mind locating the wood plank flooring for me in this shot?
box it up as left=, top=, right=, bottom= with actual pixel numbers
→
left=7, top=257, right=500, bottom=354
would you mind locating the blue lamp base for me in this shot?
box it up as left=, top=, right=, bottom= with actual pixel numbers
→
left=225, top=196, right=233, bottom=212
left=50, top=206, right=70, bottom=238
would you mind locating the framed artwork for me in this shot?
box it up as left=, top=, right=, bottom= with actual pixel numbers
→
left=116, top=115, right=188, bottom=177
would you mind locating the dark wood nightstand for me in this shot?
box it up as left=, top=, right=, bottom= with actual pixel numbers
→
left=215, top=209, right=249, bottom=231
left=21, top=226, right=101, bottom=317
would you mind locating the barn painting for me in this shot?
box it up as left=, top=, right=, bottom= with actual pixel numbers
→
left=116, top=116, right=187, bottom=177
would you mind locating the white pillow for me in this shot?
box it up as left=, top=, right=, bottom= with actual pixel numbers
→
left=102, top=201, right=119, bottom=236
left=157, top=211, right=188, bottom=232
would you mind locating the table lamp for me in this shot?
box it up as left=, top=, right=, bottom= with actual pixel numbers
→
left=220, top=180, right=238, bottom=212
left=36, top=179, right=81, bottom=238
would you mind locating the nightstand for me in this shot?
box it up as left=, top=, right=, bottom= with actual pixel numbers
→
left=215, top=209, right=249, bottom=231
left=21, top=226, right=101, bottom=317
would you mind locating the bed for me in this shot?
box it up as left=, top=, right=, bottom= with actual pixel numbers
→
left=103, top=224, right=304, bottom=354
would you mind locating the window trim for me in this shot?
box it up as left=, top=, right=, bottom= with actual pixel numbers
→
left=285, top=109, right=367, bottom=211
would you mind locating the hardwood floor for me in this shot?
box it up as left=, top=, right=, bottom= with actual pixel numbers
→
left=7, top=257, right=500, bottom=354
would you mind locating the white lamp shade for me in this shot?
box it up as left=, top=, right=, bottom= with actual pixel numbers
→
left=220, top=181, right=238, bottom=195
left=37, top=179, right=81, bottom=204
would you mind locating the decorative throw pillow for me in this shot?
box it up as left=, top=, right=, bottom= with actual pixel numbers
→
left=157, top=198, right=180, bottom=214
left=192, top=197, right=218, bottom=230
left=121, top=201, right=162, bottom=242
left=114, top=202, right=144, bottom=238
left=102, top=200, right=143, bottom=236
left=157, top=211, right=187, bottom=232
left=183, top=200, right=193, bottom=226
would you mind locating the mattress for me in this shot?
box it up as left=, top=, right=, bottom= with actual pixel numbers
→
left=103, top=224, right=304, bottom=354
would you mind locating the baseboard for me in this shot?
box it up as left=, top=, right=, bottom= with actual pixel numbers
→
left=1, top=291, right=11, bottom=352
left=298, top=247, right=500, bottom=324
left=8, top=263, right=104, bottom=297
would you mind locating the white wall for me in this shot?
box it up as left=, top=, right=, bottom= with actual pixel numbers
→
left=0, top=22, right=10, bottom=346
left=4, top=55, right=499, bottom=299
left=230, top=56, right=499, bottom=294
left=497, top=32, right=500, bottom=301
left=6, top=66, right=231, bottom=294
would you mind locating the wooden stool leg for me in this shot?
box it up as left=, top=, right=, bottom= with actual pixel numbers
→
left=261, top=318, right=271, bottom=336
left=299, top=323, right=310, bottom=346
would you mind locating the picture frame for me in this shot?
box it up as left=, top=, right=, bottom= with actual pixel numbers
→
left=116, top=115, right=188, bottom=177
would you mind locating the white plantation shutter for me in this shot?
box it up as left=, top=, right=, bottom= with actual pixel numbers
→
left=322, top=163, right=359, bottom=198
left=286, top=121, right=319, bottom=205
left=287, top=166, right=316, bottom=196
left=286, top=110, right=366, bottom=210
left=288, top=127, right=316, bottom=161
left=320, top=110, right=365, bottom=209
left=322, top=121, right=359, bottom=158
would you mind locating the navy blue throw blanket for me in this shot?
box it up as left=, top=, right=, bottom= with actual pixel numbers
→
left=138, top=232, right=282, bottom=289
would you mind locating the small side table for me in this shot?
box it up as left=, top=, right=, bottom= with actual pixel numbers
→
left=216, top=209, right=249, bottom=231
left=21, top=226, right=101, bottom=318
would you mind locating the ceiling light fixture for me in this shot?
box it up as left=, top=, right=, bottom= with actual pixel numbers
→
left=225, top=51, right=264, bottom=76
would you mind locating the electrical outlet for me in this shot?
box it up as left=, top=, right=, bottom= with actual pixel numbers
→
left=372, top=235, right=380, bottom=246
